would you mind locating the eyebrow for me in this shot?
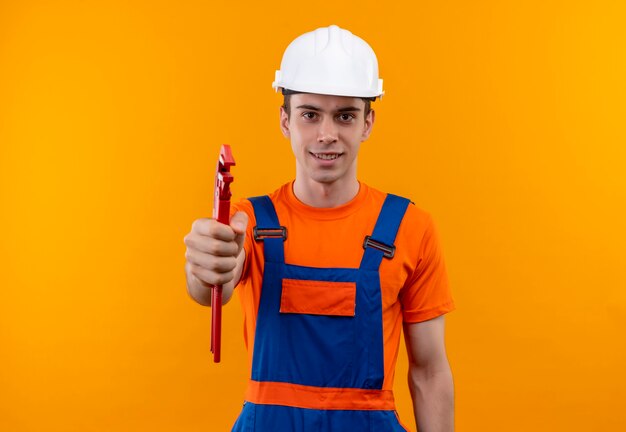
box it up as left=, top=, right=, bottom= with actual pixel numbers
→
left=295, top=104, right=362, bottom=112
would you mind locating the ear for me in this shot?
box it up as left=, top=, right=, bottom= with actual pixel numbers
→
left=279, top=106, right=291, bottom=138
left=361, top=109, right=375, bottom=141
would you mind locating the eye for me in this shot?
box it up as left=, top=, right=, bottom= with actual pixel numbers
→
left=302, top=111, right=318, bottom=121
left=338, top=113, right=356, bottom=123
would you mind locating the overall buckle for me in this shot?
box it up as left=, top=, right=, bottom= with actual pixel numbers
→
left=363, top=235, right=395, bottom=259
left=253, top=226, right=288, bottom=241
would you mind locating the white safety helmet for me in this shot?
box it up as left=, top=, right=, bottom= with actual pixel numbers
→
left=272, top=25, right=384, bottom=100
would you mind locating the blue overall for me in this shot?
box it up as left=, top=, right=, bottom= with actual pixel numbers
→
left=232, top=194, right=411, bottom=432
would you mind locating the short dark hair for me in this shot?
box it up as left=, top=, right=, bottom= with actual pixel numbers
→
left=282, top=93, right=372, bottom=120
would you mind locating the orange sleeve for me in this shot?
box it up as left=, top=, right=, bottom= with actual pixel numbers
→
left=399, top=213, right=455, bottom=323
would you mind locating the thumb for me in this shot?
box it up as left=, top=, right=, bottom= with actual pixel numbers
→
left=230, top=211, right=249, bottom=252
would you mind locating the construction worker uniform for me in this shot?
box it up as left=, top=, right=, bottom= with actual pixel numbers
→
left=230, top=182, right=455, bottom=431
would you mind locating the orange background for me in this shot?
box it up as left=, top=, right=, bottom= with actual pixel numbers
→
left=1, top=1, right=625, bottom=431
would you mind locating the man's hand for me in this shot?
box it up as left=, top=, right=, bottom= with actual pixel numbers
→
left=183, top=211, right=248, bottom=306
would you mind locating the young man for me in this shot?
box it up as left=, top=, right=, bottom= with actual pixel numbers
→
left=184, top=25, right=455, bottom=432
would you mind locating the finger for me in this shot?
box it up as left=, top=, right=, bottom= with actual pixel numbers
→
left=189, top=264, right=235, bottom=286
left=185, top=235, right=239, bottom=256
left=192, top=218, right=236, bottom=241
left=230, top=211, right=249, bottom=253
left=186, top=251, right=238, bottom=273
left=230, top=211, right=249, bottom=234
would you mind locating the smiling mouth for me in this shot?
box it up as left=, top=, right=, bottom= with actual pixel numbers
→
left=310, top=152, right=342, bottom=160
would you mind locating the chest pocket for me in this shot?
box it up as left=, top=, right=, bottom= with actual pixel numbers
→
left=276, top=276, right=358, bottom=387
left=280, top=279, right=356, bottom=317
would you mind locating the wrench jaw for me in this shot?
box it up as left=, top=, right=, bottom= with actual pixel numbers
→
left=219, top=144, right=235, bottom=170
left=213, top=145, right=236, bottom=223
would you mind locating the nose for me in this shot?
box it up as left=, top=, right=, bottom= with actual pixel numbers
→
left=317, top=116, right=338, bottom=144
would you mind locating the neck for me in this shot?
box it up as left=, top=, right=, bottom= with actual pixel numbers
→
left=293, top=177, right=360, bottom=208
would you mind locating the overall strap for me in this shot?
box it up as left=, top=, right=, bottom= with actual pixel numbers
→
left=360, top=194, right=411, bottom=271
left=249, top=196, right=285, bottom=264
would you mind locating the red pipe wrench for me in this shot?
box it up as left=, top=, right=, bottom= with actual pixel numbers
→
left=211, top=144, right=235, bottom=363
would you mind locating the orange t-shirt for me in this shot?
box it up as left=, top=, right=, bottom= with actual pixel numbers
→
left=231, top=181, right=455, bottom=390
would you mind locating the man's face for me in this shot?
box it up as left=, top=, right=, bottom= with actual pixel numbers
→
left=280, top=93, right=375, bottom=187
